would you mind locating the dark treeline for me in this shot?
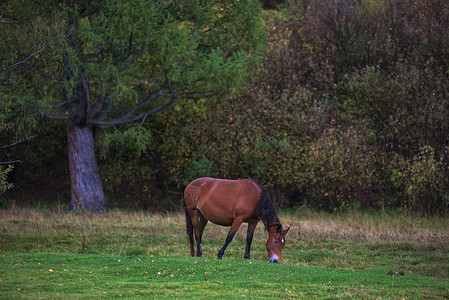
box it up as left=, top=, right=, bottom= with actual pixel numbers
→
left=3, top=0, right=449, bottom=215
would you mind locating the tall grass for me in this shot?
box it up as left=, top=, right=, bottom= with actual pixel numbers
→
left=1, top=207, right=448, bottom=277
left=283, top=209, right=449, bottom=245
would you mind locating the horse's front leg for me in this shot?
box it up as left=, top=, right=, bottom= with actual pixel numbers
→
left=218, top=217, right=243, bottom=259
left=244, top=222, right=258, bottom=259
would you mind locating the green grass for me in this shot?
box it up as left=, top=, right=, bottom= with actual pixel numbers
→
left=1, top=253, right=448, bottom=299
left=1, top=208, right=448, bottom=299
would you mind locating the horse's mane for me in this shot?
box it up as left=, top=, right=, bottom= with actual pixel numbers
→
left=254, top=181, right=282, bottom=231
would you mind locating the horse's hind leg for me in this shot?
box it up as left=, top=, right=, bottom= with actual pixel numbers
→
left=218, top=217, right=244, bottom=259
left=194, top=211, right=208, bottom=257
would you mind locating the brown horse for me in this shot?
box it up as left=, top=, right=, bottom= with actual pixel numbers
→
left=184, top=177, right=289, bottom=263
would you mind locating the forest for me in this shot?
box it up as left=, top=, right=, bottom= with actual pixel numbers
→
left=1, top=0, right=449, bottom=215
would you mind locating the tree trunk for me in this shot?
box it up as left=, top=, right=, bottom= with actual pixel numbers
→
left=67, top=121, right=108, bottom=213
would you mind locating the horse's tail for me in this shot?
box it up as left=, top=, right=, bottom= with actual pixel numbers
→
left=184, top=198, right=195, bottom=257
left=184, top=179, right=204, bottom=257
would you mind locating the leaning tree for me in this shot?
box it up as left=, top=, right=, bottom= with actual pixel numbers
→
left=1, top=0, right=265, bottom=212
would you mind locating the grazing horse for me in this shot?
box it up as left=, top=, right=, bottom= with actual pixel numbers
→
left=184, top=177, right=289, bottom=263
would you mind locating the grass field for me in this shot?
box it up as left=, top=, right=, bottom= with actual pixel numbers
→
left=1, top=207, right=448, bottom=299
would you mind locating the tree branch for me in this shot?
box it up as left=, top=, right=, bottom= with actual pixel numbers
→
left=89, top=76, right=107, bottom=119
left=97, top=89, right=119, bottom=121
left=22, top=62, right=59, bottom=79
left=92, top=87, right=176, bottom=129
left=0, top=16, right=33, bottom=24
left=119, top=7, right=156, bottom=73
left=0, top=48, right=45, bottom=73
left=53, top=101, right=69, bottom=108
left=36, top=110, right=70, bottom=120
left=120, top=86, right=165, bottom=120
left=77, top=68, right=91, bottom=125
left=125, top=45, right=146, bottom=68
left=0, top=160, right=22, bottom=165
left=191, top=16, right=200, bottom=40
left=0, top=68, right=33, bottom=86
left=1, top=135, right=38, bottom=149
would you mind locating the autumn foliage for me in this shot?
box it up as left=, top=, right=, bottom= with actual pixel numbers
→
left=3, top=0, right=449, bottom=215
left=142, top=0, right=449, bottom=214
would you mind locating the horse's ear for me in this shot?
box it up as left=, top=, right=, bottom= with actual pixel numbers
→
left=283, top=227, right=290, bottom=235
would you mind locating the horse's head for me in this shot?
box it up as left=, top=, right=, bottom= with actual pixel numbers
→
left=266, top=225, right=290, bottom=263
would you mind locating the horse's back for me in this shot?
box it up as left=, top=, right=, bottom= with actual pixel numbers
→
left=185, top=178, right=261, bottom=226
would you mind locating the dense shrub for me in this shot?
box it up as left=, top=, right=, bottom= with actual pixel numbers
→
left=392, top=146, right=449, bottom=215
left=5, top=0, right=449, bottom=215
left=134, top=0, right=449, bottom=215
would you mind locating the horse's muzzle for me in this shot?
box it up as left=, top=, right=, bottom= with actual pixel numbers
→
left=269, top=255, right=280, bottom=264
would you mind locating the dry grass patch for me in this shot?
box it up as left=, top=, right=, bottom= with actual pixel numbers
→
left=1, top=207, right=448, bottom=248
left=282, top=210, right=449, bottom=246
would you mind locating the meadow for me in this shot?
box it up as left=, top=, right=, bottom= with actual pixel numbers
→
left=0, top=207, right=448, bottom=299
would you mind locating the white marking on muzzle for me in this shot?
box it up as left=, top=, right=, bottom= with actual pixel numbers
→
left=269, top=254, right=279, bottom=264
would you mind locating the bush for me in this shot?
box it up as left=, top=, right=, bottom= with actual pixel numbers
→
left=0, top=165, right=13, bottom=194
left=299, top=123, right=376, bottom=211
left=392, top=146, right=449, bottom=215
